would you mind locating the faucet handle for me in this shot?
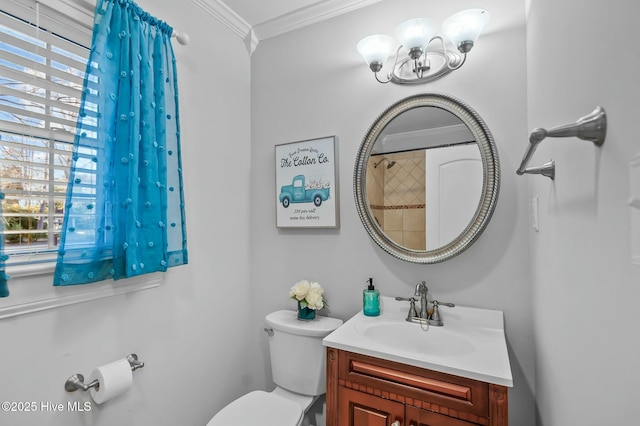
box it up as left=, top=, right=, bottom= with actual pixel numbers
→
left=429, top=300, right=455, bottom=326
left=431, top=300, right=455, bottom=308
left=395, top=297, right=418, bottom=319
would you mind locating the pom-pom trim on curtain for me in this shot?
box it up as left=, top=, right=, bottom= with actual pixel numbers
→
left=54, top=0, right=188, bottom=286
left=0, top=192, right=8, bottom=297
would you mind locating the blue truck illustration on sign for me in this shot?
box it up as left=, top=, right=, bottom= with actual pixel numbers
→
left=279, top=175, right=330, bottom=208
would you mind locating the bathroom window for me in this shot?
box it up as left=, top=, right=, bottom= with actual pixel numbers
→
left=0, top=1, right=91, bottom=270
left=0, top=1, right=163, bottom=318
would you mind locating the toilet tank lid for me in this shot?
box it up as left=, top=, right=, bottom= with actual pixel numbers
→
left=266, top=310, right=343, bottom=337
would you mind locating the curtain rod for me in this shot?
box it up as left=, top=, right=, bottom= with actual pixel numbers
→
left=171, top=30, right=189, bottom=45
left=33, top=0, right=190, bottom=45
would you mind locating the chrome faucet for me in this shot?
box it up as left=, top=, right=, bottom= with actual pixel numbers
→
left=396, top=283, right=456, bottom=326
left=414, top=281, right=429, bottom=319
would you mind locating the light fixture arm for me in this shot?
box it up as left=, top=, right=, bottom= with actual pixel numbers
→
left=374, top=71, right=391, bottom=84
left=373, top=46, right=404, bottom=84
left=429, top=36, right=466, bottom=71
left=385, top=38, right=467, bottom=84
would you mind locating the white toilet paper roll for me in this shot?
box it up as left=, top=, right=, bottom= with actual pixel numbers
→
left=89, top=358, right=133, bottom=404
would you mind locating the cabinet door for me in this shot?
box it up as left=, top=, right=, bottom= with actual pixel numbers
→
left=405, top=405, right=479, bottom=426
left=339, top=387, right=404, bottom=426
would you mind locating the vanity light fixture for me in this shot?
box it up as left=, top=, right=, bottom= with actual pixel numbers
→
left=356, top=9, right=490, bottom=85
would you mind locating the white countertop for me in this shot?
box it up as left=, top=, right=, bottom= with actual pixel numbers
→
left=323, top=296, right=513, bottom=387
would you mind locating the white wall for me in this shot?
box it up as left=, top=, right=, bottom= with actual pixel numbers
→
left=7, top=0, right=637, bottom=424
left=249, top=0, right=535, bottom=424
left=527, top=0, right=640, bottom=424
left=0, top=1, right=252, bottom=425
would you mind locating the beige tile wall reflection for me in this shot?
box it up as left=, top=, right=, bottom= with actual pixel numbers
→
left=366, top=156, right=385, bottom=229
left=367, top=152, right=426, bottom=250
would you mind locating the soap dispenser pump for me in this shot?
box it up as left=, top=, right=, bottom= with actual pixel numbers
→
left=363, top=278, right=380, bottom=317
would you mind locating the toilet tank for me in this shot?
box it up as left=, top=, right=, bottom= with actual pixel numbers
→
left=265, top=310, right=343, bottom=396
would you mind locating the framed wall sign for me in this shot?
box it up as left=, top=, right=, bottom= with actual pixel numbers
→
left=275, top=136, right=339, bottom=228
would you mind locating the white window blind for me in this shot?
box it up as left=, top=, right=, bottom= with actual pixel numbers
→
left=0, top=1, right=163, bottom=319
left=0, top=0, right=92, bottom=264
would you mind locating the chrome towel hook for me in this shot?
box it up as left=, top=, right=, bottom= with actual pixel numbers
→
left=516, top=106, right=606, bottom=179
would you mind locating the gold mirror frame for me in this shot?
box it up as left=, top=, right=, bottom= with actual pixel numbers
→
left=354, top=93, right=500, bottom=263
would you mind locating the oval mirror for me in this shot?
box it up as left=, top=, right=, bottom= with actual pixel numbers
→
left=354, top=93, right=500, bottom=263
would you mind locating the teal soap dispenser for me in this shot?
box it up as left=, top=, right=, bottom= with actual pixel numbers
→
left=363, top=278, right=380, bottom=317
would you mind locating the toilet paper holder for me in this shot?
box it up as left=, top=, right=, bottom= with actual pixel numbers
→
left=64, top=354, right=144, bottom=392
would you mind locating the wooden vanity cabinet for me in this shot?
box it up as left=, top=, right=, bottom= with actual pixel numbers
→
left=339, top=387, right=405, bottom=426
left=326, top=348, right=508, bottom=426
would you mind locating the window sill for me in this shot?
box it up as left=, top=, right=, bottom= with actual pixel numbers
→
left=6, top=256, right=57, bottom=278
left=0, top=262, right=162, bottom=320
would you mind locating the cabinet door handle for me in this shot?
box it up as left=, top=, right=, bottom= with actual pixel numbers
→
left=391, top=421, right=401, bottom=426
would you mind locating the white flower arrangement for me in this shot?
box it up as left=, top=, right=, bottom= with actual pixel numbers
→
left=289, top=280, right=327, bottom=310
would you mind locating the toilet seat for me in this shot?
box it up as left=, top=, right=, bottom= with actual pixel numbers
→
left=207, top=390, right=303, bottom=426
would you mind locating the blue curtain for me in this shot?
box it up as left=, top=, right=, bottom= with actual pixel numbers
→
left=0, top=192, right=8, bottom=297
left=54, top=0, right=188, bottom=286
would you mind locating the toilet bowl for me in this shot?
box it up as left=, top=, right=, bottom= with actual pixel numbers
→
left=207, top=310, right=343, bottom=426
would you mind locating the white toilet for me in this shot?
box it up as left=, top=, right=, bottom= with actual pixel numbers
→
left=207, top=310, right=343, bottom=426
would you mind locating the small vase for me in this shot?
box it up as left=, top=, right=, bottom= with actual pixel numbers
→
left=297, top=302, right=316, bottom=321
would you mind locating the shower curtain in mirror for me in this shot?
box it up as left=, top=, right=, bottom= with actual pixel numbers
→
left=54, top=0, right=188, bottom=286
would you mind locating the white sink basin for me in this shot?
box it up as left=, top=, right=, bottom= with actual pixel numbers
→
left=355, top=321, right=476, bottom=357
left=323, top=296, right=513, bottom=387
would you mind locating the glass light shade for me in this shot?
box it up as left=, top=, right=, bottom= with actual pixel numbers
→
left=442, top=9, right=490, bottom=51
left=357, top=34, right=396, bottom=68
left=394, top=18, right=436, bottom=54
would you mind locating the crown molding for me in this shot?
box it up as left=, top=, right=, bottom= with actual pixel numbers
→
left=190, top=0, right=252, bottom=41
left=191, top=0, right=382, bottom=54
left=253, top=0, right=383, bottom=41
left=243, top=28, right=259, bottom=55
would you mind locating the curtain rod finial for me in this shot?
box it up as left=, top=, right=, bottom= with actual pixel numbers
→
left=173, top=31, right=190, bottom=45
